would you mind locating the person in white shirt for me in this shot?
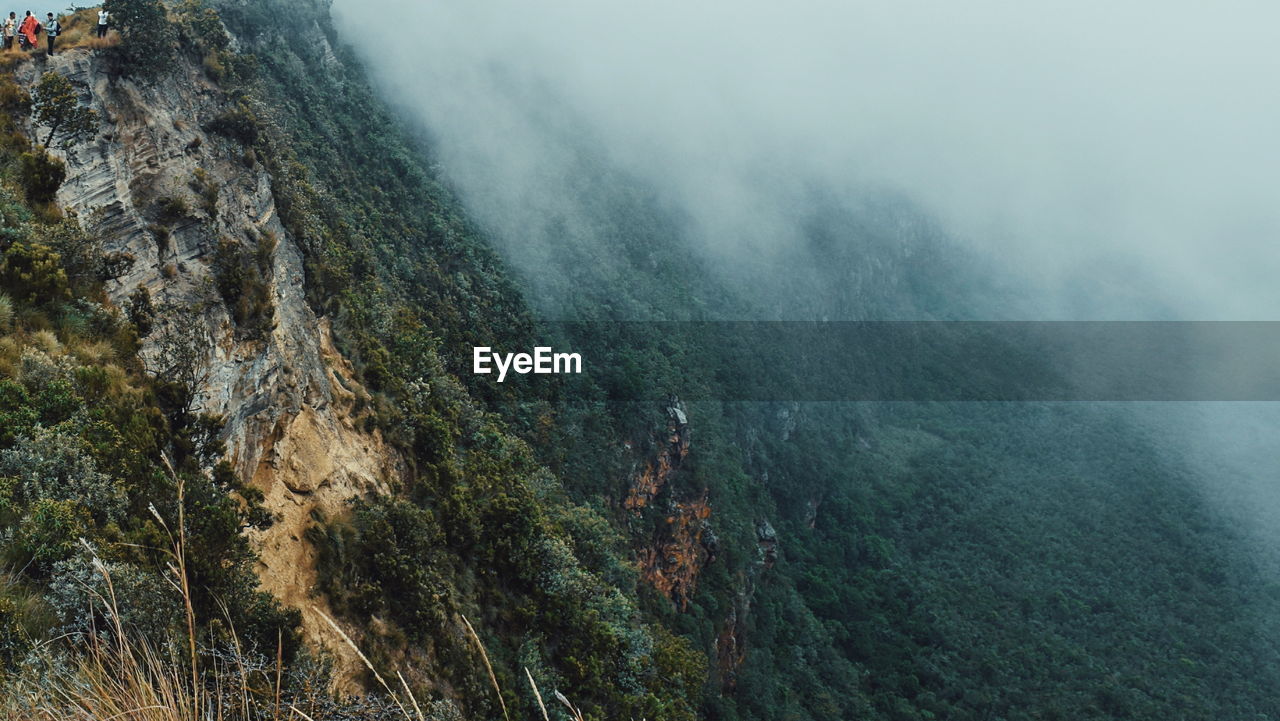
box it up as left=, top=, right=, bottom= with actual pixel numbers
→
left=97, top=8, right=108, bottom=39
left=2, top=13, right=14, bottom=51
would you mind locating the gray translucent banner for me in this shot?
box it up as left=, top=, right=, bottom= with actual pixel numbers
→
left=457, top=322, right=1280, bottom=401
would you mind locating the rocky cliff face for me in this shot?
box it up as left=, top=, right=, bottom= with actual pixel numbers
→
left=622, top=401, right=778, bottom=684
left=623, top=404, right=690, bottom=512
left=639, top=491, right=714, bottom=611
left=19, top=46, right=393, bottom=690
left=623, top=403, right=722, bottom=611
left=714, top=519, right=778, bottom=690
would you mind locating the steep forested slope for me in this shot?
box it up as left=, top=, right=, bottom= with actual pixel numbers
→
left=227, top=2, right=1280, bottom=719
left=0, top=2, right=1277, bottom=721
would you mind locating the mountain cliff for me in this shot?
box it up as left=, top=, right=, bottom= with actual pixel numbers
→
left=1, top=2, right=1279, bottom=721
left=17, top=14, right=405, bottom=690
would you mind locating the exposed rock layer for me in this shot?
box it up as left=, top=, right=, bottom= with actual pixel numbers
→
left=21, top=47, right=393, bottom=692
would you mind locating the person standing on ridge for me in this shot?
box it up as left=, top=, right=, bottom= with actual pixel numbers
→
left=44, top=12, right=58, bottom=56
left=18, top=11, right=37, bottom=51
left=96, top=7, right=108, bottom=38
left=2, top=13, right=15, bottom=50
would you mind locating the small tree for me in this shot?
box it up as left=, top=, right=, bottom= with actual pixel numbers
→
left=18, top=149, right=66, bottom=203
left=126, top=285, right=156, bottom=335
left=147, top=302, right=210, bottom=420
left=104, top=0, right=176, bottom=78
left=31, top=73, right=99, bottom=150
left=45, top=216, right=134, bottom=288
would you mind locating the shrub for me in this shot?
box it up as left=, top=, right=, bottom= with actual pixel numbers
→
left=255, top=230, right=277, bottom=270
left=190, top=168, right=218, bottom=219
left=212, top=237, right=273, bottom=339
left=201, top=51, right=224, bottom=81
left=313, top=499, right=451, bottom=640
left=211, top=237, right=245, bottom=301
left=47, top=554, right=181, bottom=644
left=103, top=0, right=175, bottom=78
left=147, top=223, right=170, bottom=255
left=18, top=150, right=66, bottom=205
left=147, top=303, right=209, bottom=420
left=13, top=498, right=89, bottom=572
left=223, top=53, right=259, bottom=84
left=0, top=381, right=37, bottom=447
left=16, top=350, right=79, bottom=427
left=0, top=77, right=30, bottom=113
left=0, top=241, right=70, bottom=305
left=125, top=286, right=154, bottom=335
left=152, top=195, right=190, bottom=226
left=0, top=595, right=24, bottom=666
left=100, top=251, right=135, bottom=281
left=44, top=218, right=132, bottom=289
left=0, top=427, right=126, bottom=523
left=204, top=104, right=259, bottom=146
left=173, top=0, right=229, bottom=55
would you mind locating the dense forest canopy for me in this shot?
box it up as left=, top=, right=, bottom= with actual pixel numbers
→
left=0, top=2, right=1275, bottom=721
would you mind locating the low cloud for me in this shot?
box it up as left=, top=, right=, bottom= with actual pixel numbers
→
left=336, top=0, right=1280, bottom=320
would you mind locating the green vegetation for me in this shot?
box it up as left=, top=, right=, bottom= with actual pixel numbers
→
left=17, top=150, right=64, bottom=205
left=31, top=72, right=99, bottom=150
left=211, top=2, right=1280, bottom=720
left=103, top=0, right=175, bottom=78
left=200, top=4, right=711, bottom=718
left=204, top=103, right=259, bottom=145
left=0, top=179, right=300, bottom=681
left=152, top=194, right=190, bottom=225
left=191, top=167, right=219, bottom=218
left=211, top=232, right=274, bottom=340
left=0, top=21, right=302, bottom=712
left=0, top=2, right=1275, bottom=720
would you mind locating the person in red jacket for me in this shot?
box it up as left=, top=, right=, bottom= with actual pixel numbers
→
left=18, top=12, right=38, bottom=51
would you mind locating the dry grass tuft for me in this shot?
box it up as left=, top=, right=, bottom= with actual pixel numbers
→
left=313, top=605, right=415, bottom=719
left=462, top=614, right=510, bottom=721
left=0, top=463, right=592, bottom=721
left=525, top=667, right=550, bottom=721
left=0, top=8, right=120, bottom=66
left=51, top=9, right=120, bottom=53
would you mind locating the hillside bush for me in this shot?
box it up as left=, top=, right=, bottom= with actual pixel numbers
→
left=18, top=150, right=65, bottom=204
left=0, top=241, right=69, bottom=305
left=211, top=236, right=273, bottom=339
left=204, top=103, right=260, bottom=146
left=103, top=0, right=176, bottom=78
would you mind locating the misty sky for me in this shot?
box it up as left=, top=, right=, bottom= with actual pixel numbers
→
left=333, top=0, right=1280, bottom=319
left=328, top=0, right=1280, bottom=567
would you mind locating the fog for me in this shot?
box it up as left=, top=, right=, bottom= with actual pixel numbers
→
left=334, top=0, right=1280, bottom=321
left=331, top=2, right=1280, bottom=546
